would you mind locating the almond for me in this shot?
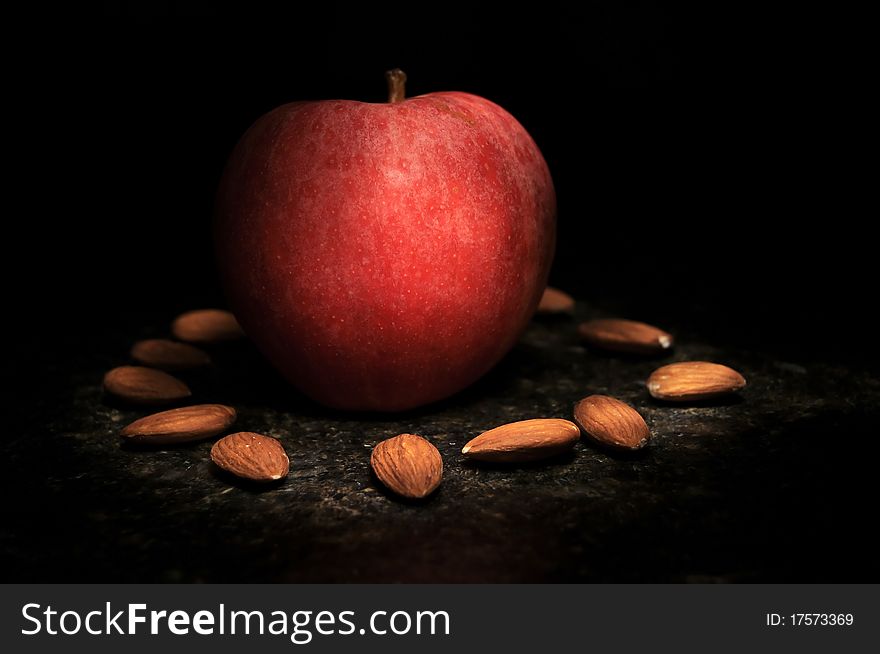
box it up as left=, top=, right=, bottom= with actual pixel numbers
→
left=647, top=361, right=747, bottom=402
left=578, top=318, right=673, bottom=355
left=171, top=309, right=244, bottom=343
left=211, top=432, right=289, bottom=482
left=103, top=366, right=191, bottom=405
left=462, top=418, right=580, bottom=462
left=121, top=404, right=237, bottom=444
left=537, top=286, right=575, bottom=313
left=573, top=395, right=650, bottom=450
left=370, top=434, right=442, bottom=499
left=131, top=338, right=211, bottom=370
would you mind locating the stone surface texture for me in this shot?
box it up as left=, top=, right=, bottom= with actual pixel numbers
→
left=4, top=306, right=878, bottom=582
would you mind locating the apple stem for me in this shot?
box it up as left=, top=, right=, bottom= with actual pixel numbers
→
left=385, top=69, right=407, bottom=103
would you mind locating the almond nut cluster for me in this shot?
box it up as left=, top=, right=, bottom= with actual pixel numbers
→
left=102, top=292, right=747, bottom=497
left=103, top=310, right=288, bottom=484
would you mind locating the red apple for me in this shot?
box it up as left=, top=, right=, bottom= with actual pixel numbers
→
left=215, top=70, right=555, bottom=411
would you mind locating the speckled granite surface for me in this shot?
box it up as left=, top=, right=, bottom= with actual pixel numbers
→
left=4, top=306, right=879, bottom=582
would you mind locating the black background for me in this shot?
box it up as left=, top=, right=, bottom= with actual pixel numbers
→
left=3, top=0, right=877, bottom=585
left=17, top=1, right=871, bottom=365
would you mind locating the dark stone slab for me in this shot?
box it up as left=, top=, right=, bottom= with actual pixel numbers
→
left=4, top=306, right=879, bottom=582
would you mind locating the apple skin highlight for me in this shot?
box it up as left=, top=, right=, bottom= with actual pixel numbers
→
left=215, top=85, right=556, bottom=411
